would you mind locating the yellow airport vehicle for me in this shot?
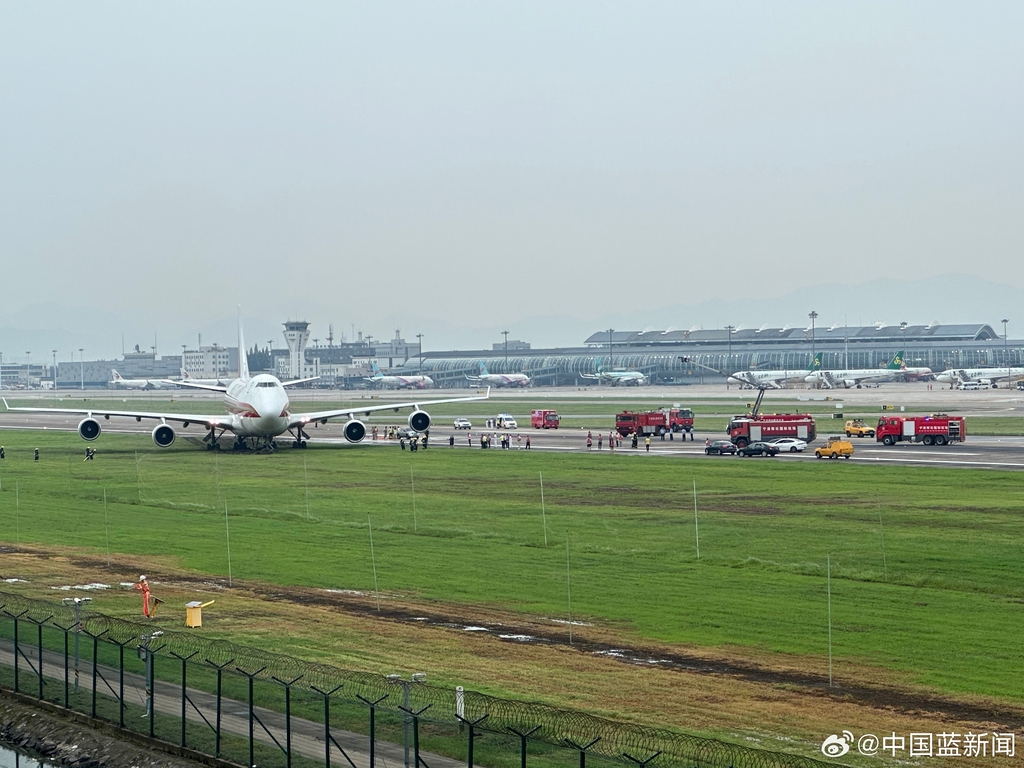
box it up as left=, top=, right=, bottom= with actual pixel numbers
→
left=844, top=419, right=875, bottom=438
left=815, top=436, right=854, bottom=460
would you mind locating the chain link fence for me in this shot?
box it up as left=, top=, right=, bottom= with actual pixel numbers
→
left=0, top=590, right=837, bottom=768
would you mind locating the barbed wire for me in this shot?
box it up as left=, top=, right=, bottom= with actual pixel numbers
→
left=0, top=590, right=837, bottom=768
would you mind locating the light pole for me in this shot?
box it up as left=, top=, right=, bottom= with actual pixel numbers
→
left=52, top=350, right=57, bottom=389
left=607, top=328, right=615, bottom=369
left=387, top=673, right=426, bottom=768
left=79, top=348, right=84, bottom=390
left=0, top=352, right=3, bottom=390
left=1002, top=319, right=1009, bottom=368
left=415, top=333, right=424, bottom=374
left=808, top=311, right=818, bottom=367
left=502, top=330, right=509, bottom=369
left=725, top=325, right=735, bottom=373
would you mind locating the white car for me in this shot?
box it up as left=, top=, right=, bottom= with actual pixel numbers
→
left=767, top=437, right=808, bottom=453
left=958, top=381, right=984, bottom=390
left=453, top=418, right=472, bottom=429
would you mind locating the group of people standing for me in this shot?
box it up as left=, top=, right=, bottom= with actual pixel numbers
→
left=470, top=432, right=529, bottom=449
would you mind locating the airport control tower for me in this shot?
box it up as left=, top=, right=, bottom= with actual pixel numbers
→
left=282, top=321, right=311, bottom=379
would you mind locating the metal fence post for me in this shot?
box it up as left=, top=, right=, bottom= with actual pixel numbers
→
left=33, top=615, right=52, bottom=699
left=235, top=666, right=267, bottom=768
left=272, top=674, right=303, bottom=768
left=508, top=725, right=542, bottom=768
left=402, top=705, right=434, bottom=768
left=455, top=713, right=488, bottom=768
left=565, top=737, right=600, bottom=768
left=8, top=609, right=27, bottom=693
left=170, top=651, right=199, bottom=747
left=53, top=623, right=72, bottom=707
left=623, top=751, right=662, bottom=768
left=357, top=694, right=389, bottom=768
left=204, top=658, right=234, bottom=758
left=312, top=684, right=343, bottom=768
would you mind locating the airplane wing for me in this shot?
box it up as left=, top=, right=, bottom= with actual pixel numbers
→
left=162, top=379, right=228, bottom=393
left=280, top=376, right=321, bottom=387
left=2, top=398, right=235, bottom=429
left=288, top=388, right=490, bottom=429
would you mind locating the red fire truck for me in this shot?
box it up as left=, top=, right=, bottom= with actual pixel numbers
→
left=727, top=413, right=816, bottom=447
left=615, top=408, right=694, bottom=437
left=875, top=414, right=965, bottom=446
left=531, top=409, right=560, bottom=429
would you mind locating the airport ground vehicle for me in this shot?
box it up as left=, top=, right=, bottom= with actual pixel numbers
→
left=531, top=409, right=560, bottom=429
left=396, top=426, right=421, bottom=439
left=737, top=441, right=779, bottom=457
left=844, top=420, right=875, bottom=438
left=705, top=440, right=737, bottom=455
left=453, top=418, right=472, bottom=430
left=958, top=381, right=984, bottom=391
left=615, top=408, right=694, bottom=437
left=876, top=414, right=965, bottom=445
left=727, top=413, right=815, bottom=448
left=1018, top=381, right=1024, bottom=391
left=768, top=437, right=807, bottom=452
left=815, top=437, right=854, bottom=459
left=497, top=413, right=518, bottom=429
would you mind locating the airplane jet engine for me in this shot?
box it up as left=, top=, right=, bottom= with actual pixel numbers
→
left=408, top=410, right=431, bottom=432
left=78, top=418, right=101, bottom=441
left=343, top=419, right=367, bottom=443
left=152, top=424, right=176, bottom=447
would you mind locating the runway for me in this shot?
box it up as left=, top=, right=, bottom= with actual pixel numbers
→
left=2, top=408, right=1022, bottom=470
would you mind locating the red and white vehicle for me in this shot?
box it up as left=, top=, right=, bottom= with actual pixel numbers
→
left=531, top=409, right=560, bottom=429
left=727, top=413, right=816, bottom=448
left=615, top=408, right=694, bottom=437
left=875, top=414, right=965, bottom=446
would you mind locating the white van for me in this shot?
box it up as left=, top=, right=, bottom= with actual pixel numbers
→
left=497, top=413, right=518, bottom=429
left=958, top=381, right=983, bottom=391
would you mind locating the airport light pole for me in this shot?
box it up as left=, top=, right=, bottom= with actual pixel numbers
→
left=502, top=330, right=509, bottom=368
left=1002, top=319, right=1009, bottom=367
left=52, top=350, right=57, bottom=389
left=415, top=333, right=424, bottom=374
left=725, top=325, right=735, bottom=373
left=79, top=348, right=84, bottom=390
left=808, top=311, right=818, bottom=367
left=387, top=673, right=426, bottom=768
left=607, top=328, right=615, bottom=368
left=900, top=322, right=908, bottom=368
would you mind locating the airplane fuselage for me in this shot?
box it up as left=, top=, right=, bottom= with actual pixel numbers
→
left=935, top=367, right=1023, bottom=385
left=224, top=374, right=292, bottom=437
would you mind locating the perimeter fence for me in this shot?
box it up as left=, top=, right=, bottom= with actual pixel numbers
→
left=0, top=591, right=837, bottom=768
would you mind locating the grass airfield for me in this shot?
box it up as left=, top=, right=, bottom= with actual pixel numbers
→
left=1, top=386, right=1023, bottom=766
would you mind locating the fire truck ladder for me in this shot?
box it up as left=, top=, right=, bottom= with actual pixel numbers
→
left=750, top=387, right=768, bottom=418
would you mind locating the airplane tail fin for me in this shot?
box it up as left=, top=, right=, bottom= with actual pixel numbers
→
left=808, top=352, right=823, bottom=372
left=887, top=350, right=905, bottom=370
left=594, top=357, right=603, bottom=373
left=180, top=368, right=190, bottom=380
left=371, top=361, right=382, bottom=376
left=238, top=309, right=250, bottom=381
left=478, top=362, right=489, bottom=376
left=111, top=370, right=122, bottom=380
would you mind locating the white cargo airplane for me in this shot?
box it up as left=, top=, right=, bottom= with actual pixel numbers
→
left=365, top=361, right=433, bottom=389
left=581, top=358, right=646, bottom=386
left=4, top=323, right=487, bottom=451
left=110, top=370, right=171, bottom=390
left=465, top=362, right=530, bottom=388
left=934, top=366, right=1024, bottom=388
left=804, top=351, right=932, bottom=389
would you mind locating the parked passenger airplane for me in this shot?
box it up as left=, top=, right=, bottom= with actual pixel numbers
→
left=110, top=370, right=171, bottom=390
left=581, top=359, right=646, bottom=386
left=365, top=362, right=433, bottom=389
left=4, top=323, right=485, bottom=451
left=174, top=369, right=231, bottom=387
left=934, top=366, right=1024, bottom=388
left=465, top=362, right=530, bottom=388
left=725, top=354, right=822, bottom=389
left=804, top=351, right=932, bottom=388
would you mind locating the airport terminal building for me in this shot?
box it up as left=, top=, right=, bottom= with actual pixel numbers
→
left=397, top=323, right=1022, bottom=387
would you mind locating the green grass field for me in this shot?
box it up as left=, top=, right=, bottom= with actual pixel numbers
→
left=0, top=427, right=1021, bottom=706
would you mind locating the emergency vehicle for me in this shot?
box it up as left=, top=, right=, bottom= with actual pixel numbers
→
left=875, top=414, right=965, bottom=446
left=531, top=409, right=560, bottom=429
left=725, top=388, right=815, bottom=448
left=615, top=408, right=694, bottom=437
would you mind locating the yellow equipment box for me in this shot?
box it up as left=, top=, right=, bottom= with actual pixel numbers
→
left=185, top=600, right=215, bottom=628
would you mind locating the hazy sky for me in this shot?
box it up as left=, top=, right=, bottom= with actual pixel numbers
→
left=2, top=2, right=1022, bottom=356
